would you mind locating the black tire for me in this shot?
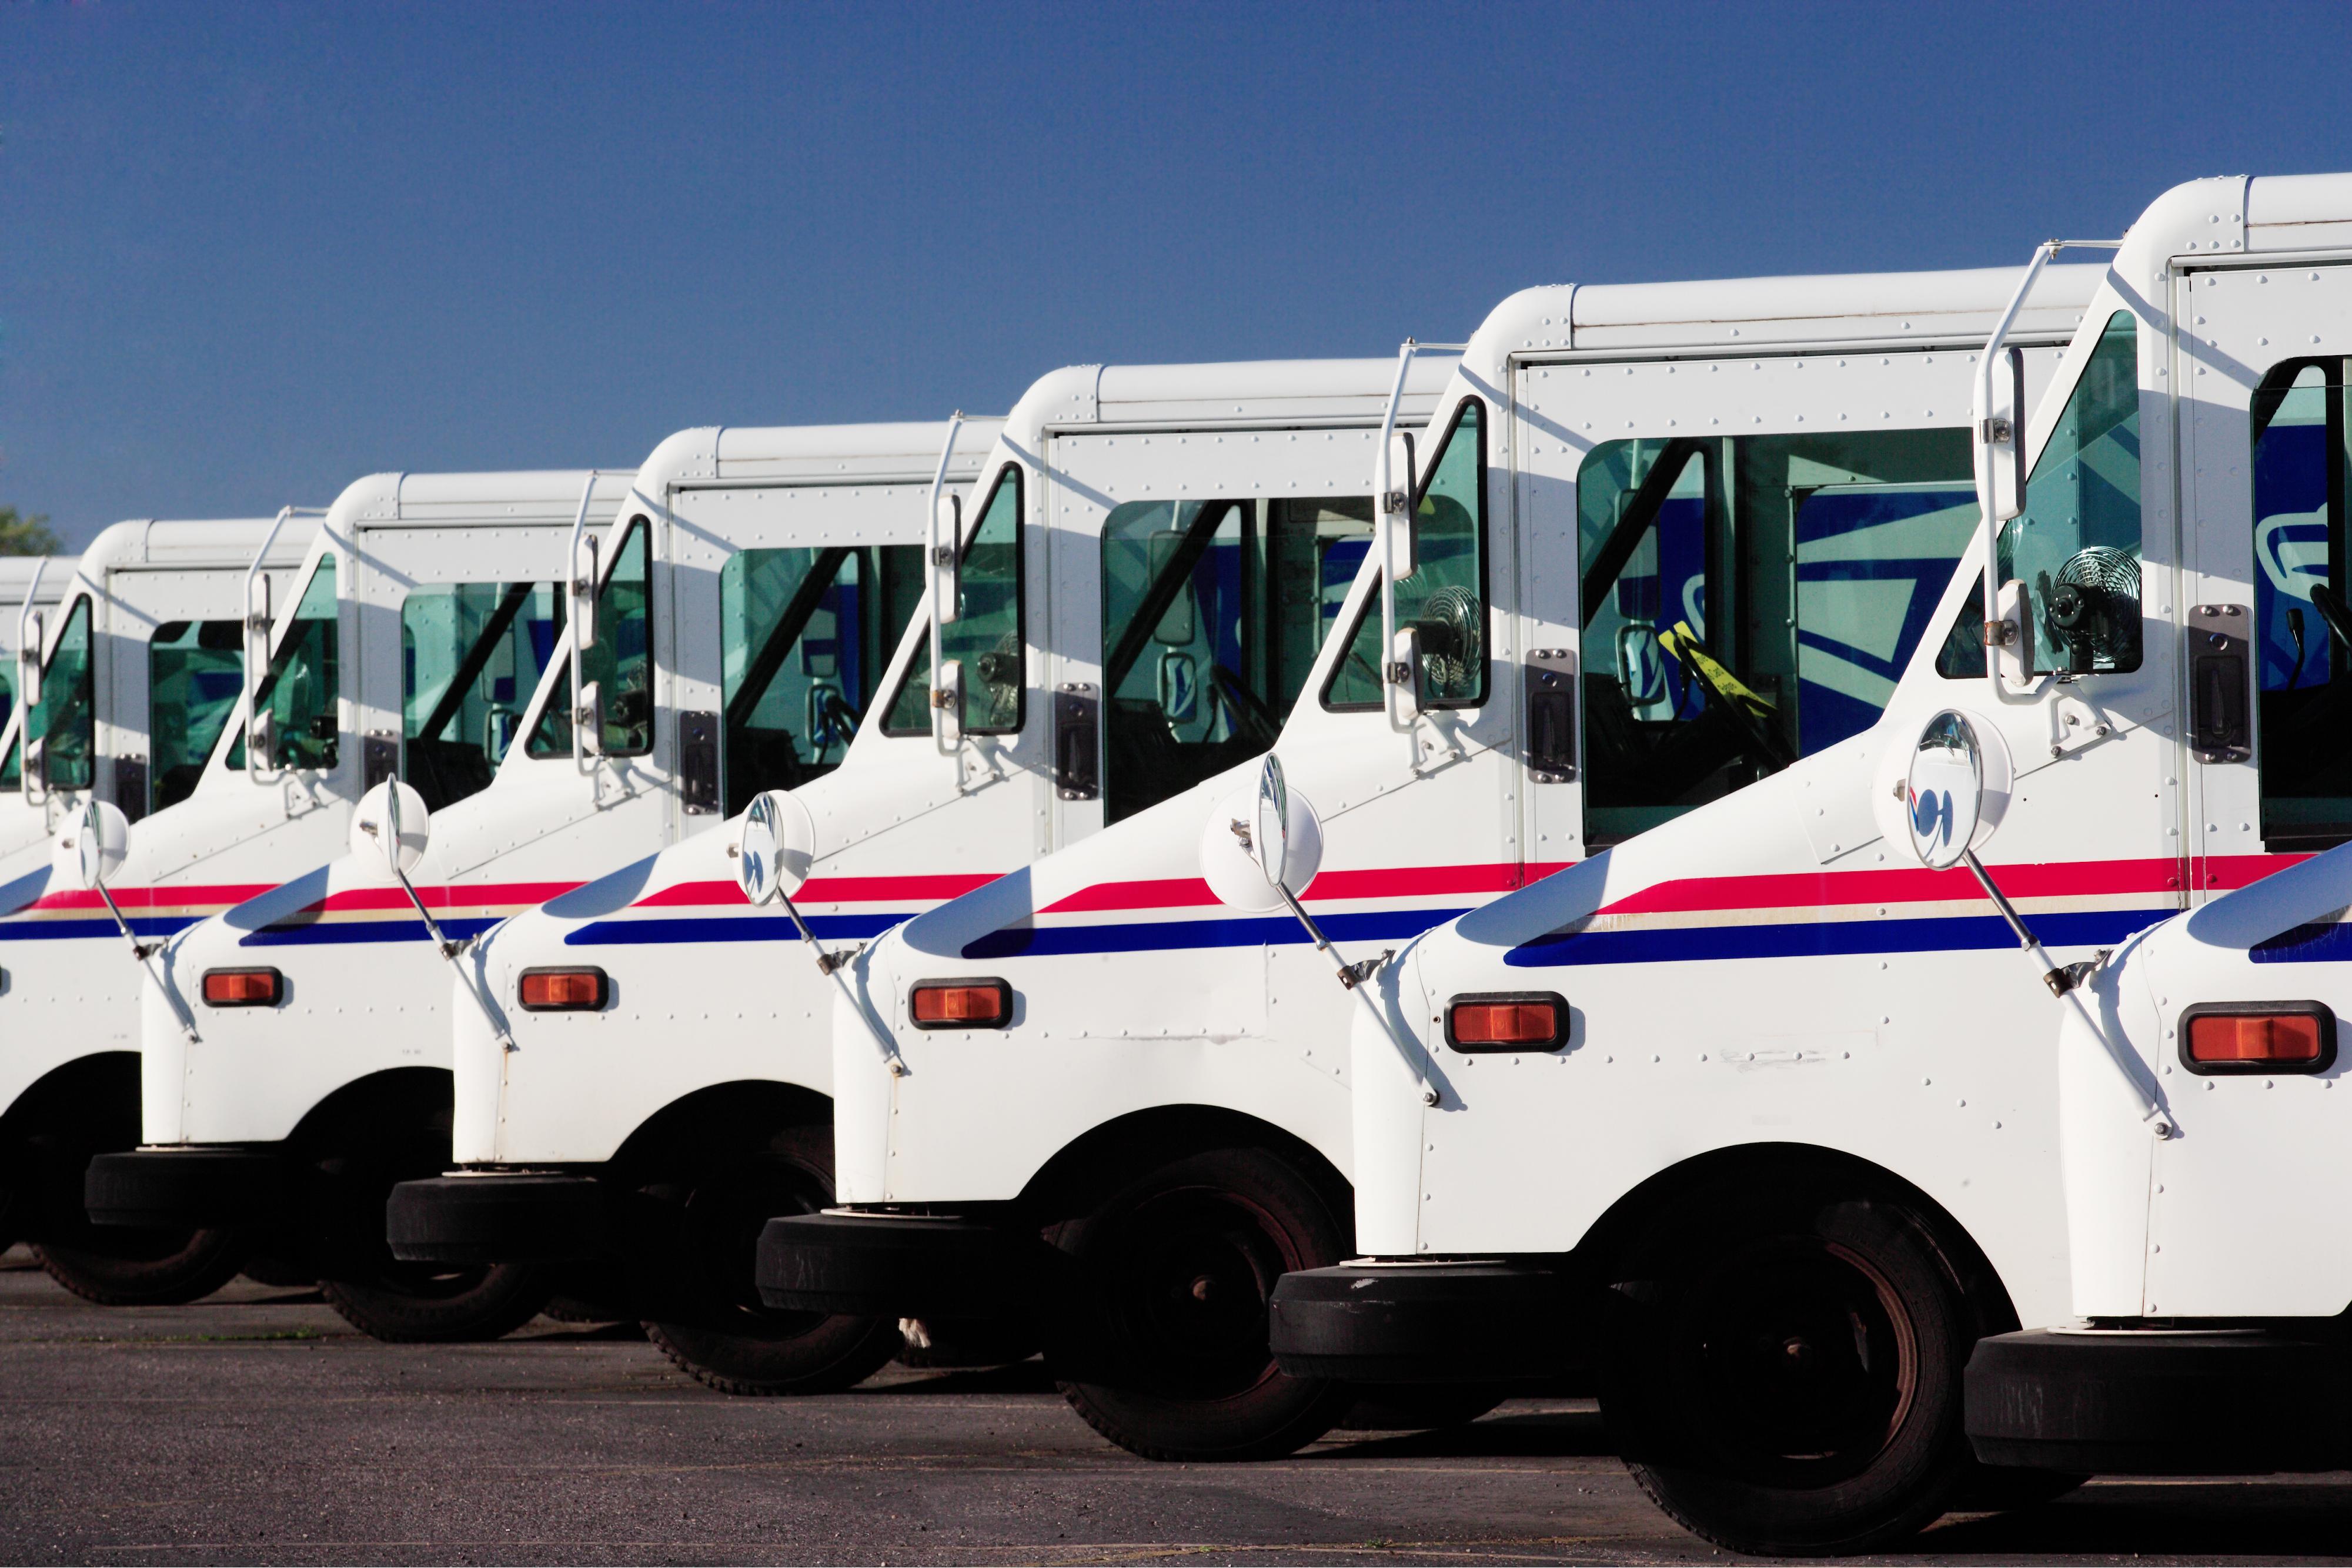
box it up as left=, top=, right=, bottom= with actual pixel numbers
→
left=36, top=1225, right=249, bottom=1306
left=1048, top=1145, right=1355, bottom=1463
left=638, top=1125, right=902, bottom=1396
left=319, top=1262, right=552, bottom=1343
left=1599, top=1183, right=1972, bottom=1556
left=1339, top=1385, right=1509, bottom=1432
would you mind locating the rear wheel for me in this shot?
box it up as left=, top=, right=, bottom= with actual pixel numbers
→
left=320, top=1261, right=552, bottom=1342
left=1599, top=1184, right=1971, bottom=1556
left=1050, top=1146, right=1354, bottom=1462
left=36, top=1225, right=249, bottom=1306
left=639, top=1127, right=901, bottom=1396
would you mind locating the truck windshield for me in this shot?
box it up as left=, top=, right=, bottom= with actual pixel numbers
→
left=528, top=519, right=654, bottom=760
left=232, top=555, right=340, bottom=773
left=721, top=543, right=922, bottom=814
left=884, top=467, right=1025, bottom=738
left=27, top=596, right=95, bottom=791
left=148, top=619, right=245, bottom=811
left=1323, top=402, right=1488, bottom=711
left=1579, top=426, right=1976, bottom=847
left=402, top=582, right=564, bottom=811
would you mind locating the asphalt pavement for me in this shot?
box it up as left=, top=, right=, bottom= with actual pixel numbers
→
left=3, top=1245, right=2348, bottom=1566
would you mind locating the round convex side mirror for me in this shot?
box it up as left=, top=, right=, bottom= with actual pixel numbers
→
left=1906, top=710, right=1990, bottom=870
left=64, top=799, right=131, bottom=891
left=349, top=780, right=432, bottom=877
left=734, top=789, right=816, bottom=905
left=1253, top=755, right=1291, bottom=893
left=1198, top=755, right=1325, bottom=914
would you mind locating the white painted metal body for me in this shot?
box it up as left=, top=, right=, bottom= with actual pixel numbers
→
left=834, top=265, right=2106, bottom=1219
left=454, top=362, right=1450, bottom=1169
left=1342, top=175, right=2352, bottom=1335
left=155, top=427, right=978, bottom=1150
left=2062, top=842, right=2352, bottom=1320
left=0, top=519, right=319, bottom=1119
left=4, top=474, right=614, bottom=1143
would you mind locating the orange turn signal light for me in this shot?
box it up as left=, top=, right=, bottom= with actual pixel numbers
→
left=1446, top=992, right=1568, bottom=1053
left=517, top=968, right=609, bottom=1012
left=909, top=978, right=1012, bottom=1029
left=202, top=968, right=283, bottom=1008
left=2181, top=1002, right=2334, bottom=1074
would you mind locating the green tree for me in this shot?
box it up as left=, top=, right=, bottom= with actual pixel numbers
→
left=0, top=506, right=63, bottom=556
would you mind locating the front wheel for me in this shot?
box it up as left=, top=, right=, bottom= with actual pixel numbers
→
left=320, top=1261, right=552, bottom=1342
left=37, top=1225, right=249, bottom=1306
left=1050, top=1146, right=1355, bottom=1462
left=638, top=1129, right=902, bottom=1396
left=1599, top=1185, right=1972, bottom=1556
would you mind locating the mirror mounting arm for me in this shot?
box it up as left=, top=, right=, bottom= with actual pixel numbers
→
left=774, top=889, right=907, bottom=1076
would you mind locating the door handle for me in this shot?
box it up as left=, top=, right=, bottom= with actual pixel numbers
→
left=1054, top=682, right=1098, bottom=802
left=2188, top=604, right=2250, bottom=764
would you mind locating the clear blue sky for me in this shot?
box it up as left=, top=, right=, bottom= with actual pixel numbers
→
left=6, top=1, right=2350, bottom=547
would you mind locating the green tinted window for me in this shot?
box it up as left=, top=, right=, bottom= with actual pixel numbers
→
left=1096, top=496, right=1369, bottom=824
left=28, top=596, right=95, bottom=790
left=403, top=582, right=563, bottom=811
left=1578, top=426, right=1976, bottom=847
left=721, top=543, right=922, bottom=813
left=1324, top=401, right=1487, bottom=710
left=529, top=519, right=655, bottom=759
left=233, top=555, right=340, bottom=773
left=148, top=619, right=244, bottom=811
left=884, top=468, right=1024, bottom=735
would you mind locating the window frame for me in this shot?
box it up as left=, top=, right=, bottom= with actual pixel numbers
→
left=1318, top=395, right=1491, bottom=713
left=881, top=463, right=1028, bottom=737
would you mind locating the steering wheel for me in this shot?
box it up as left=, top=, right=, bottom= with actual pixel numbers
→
left=2310, top=583, right=2352, bottom=657
left=1208, top=664, right=1282, bottom=749
left=1663, top=638, right=1792, bottom=774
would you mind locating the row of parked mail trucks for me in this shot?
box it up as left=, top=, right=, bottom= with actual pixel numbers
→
left=6, top=173, right=2352, bottom=1554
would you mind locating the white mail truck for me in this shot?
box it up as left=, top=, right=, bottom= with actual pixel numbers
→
left=96, top=426, right=985, bottom=1343
left=1, top=518, right=314, bottom=1302
left=756, top=263, right=2104, bottom=1464
left=1257, top=173, right=2352, bottom=1554
left=386, top=359, right=1455, bottom=1394
left=36, top=474, right=619, bottom=1310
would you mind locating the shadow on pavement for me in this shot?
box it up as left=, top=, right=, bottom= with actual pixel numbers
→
left=1921, top=1479, right=2352, bottom=1560
left=1308, top=1406, right=1616, bottom=1461
left=868, top=1357, right=1061, bottom=1396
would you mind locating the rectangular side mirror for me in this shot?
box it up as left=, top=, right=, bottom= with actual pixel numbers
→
left=1993, top=577, right=2033, bottom=686
left=18, top=612, right=40, bottom=711
left=1381, top=430, right=1417, bottom=581
left=932, top=494, right=963, bottom=627
left=576, top=679, right=604, bottom=757
left=1387, top=624, right=1424, bottom=727
left=1980, top=345, right=2027, bottom=525
left=569, top=534, right=600, bottom=654
left=933, top=658, right=964, bottom=751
